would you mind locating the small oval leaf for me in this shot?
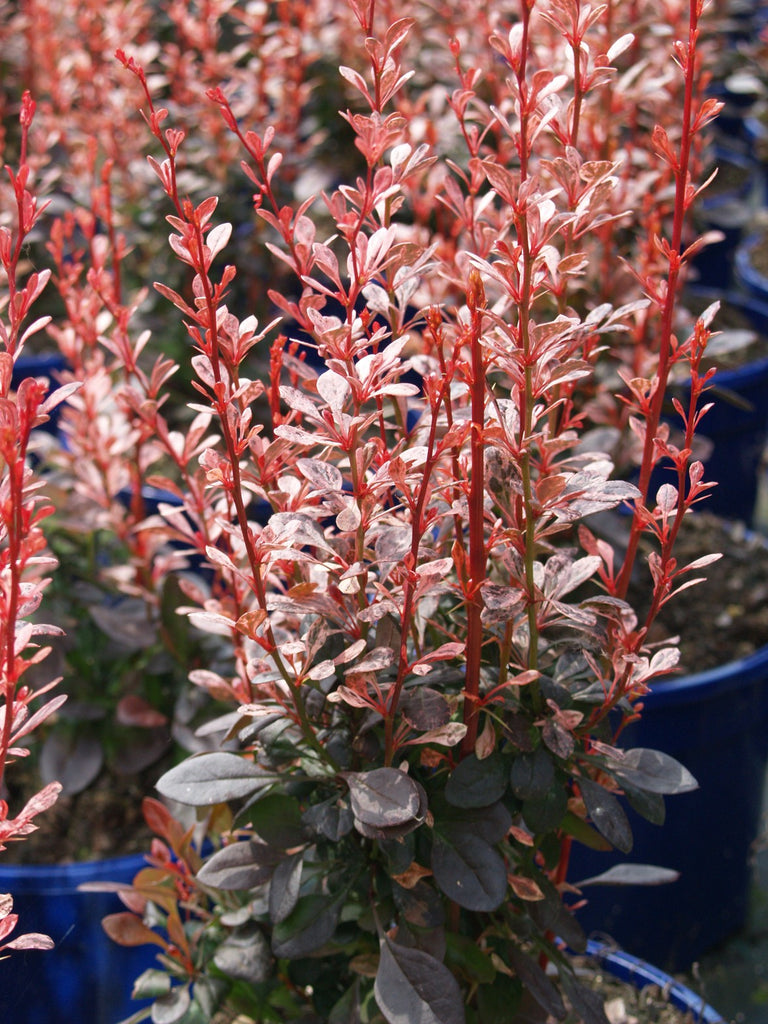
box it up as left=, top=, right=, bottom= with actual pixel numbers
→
left=213, top=927, right=272, bottom=983
left=345, top=768, right=422, bottom=828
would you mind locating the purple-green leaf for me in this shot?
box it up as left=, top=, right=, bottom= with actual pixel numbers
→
left=156, top=752, right=277, bottom=805
left=400, top=687, right=451, bottom=730
left=612, top=748, right=698, bottom=795
left=374, top=937, right=465, bottom=1024
left=269, top=853, right=303, bottom=924
left=345, top=768, right=424, bottom=828
left=197, top=840, right=278, bottom=890
left=579, top=777, right=633, bottom=853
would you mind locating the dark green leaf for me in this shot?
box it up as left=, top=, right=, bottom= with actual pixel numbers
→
left=345, top=768, right=424, bottom=828
left=559, top=811, right=612, bottom=851
left=269, top=852, right=303, bottom=924
left=157, top=752, right=276, bottom=805
left=213, top=926, right=272, bottom=983
left=621, top=780, right=666, bottom=825
left=445, top=933, right=496, bottom=984
left=374, top=937, right=465, bottom=1024
left=611, top=748, right=698, bottom=795
left=250, top=794, right=306, bottom=849
left=508, top=948, right=566, bottom=1020
left=575, top=863, right=680, bottom=887
left=272, top=893, right=342, bottom=958
left=579, top=777, right=633, bottom=853
left=477, top=973, right=523, bottom=1024
left=431, top=829, right=508, bottom=911
left=510, top=747, right=555, bottom=801
left=521, top=785, right=568, bottom=833
left=445, top=752, right=508, bottom=808
left=328, top=983, right=363, bottom=1024
left=197, top=840, right=278, bottom=890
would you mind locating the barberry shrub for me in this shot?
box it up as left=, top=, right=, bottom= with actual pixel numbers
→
left=9, top=0, right=724, bottom=1020
left=0, top=92, right=80, bottom=952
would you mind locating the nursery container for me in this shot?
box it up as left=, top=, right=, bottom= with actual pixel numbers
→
left=570, top=642, right=768, bottom=972
left=586, top=942, right=724, bottom=1024
left=0, top=853, right=155, bottom=1024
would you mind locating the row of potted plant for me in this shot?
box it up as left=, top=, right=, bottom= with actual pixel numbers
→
left=3, top=0, right=766, bottom=1022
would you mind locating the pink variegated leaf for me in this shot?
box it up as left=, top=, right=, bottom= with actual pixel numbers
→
left=339, top=65, right=372, bottom=103
left=0, top=912, right=18, bottom=943
left=326, top=686, right=378, bottom=709
left=19, top=316, right=52, bottom=347
left=10, top=693, right=67, bottom=743
left=154, top=281, right=196, bottom=316
left=2, top=931, right=55, bottom=951
left=206, top=222, right=232, bottom=261
left=15, top=781, right=62, bottom=825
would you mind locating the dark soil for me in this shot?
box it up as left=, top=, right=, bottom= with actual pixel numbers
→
left=1, top=759, right=166, bottom=865
left=630, top=512, right=768, bottom=675
left=570, top=953, right=714, bottom=1024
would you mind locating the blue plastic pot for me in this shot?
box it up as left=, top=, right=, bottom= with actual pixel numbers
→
left=570, top=641, right=768, bottom=971
left=587, top=942, right=724, bottom=1023
left=0, top=852, right=155, bottom=1024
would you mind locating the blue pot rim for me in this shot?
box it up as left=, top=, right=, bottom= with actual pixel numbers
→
left=0, top=850, right=146, bottom=882
left=587, top=941, right=724, bottom=1023
left=645, top=637, right=768, bottom=709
